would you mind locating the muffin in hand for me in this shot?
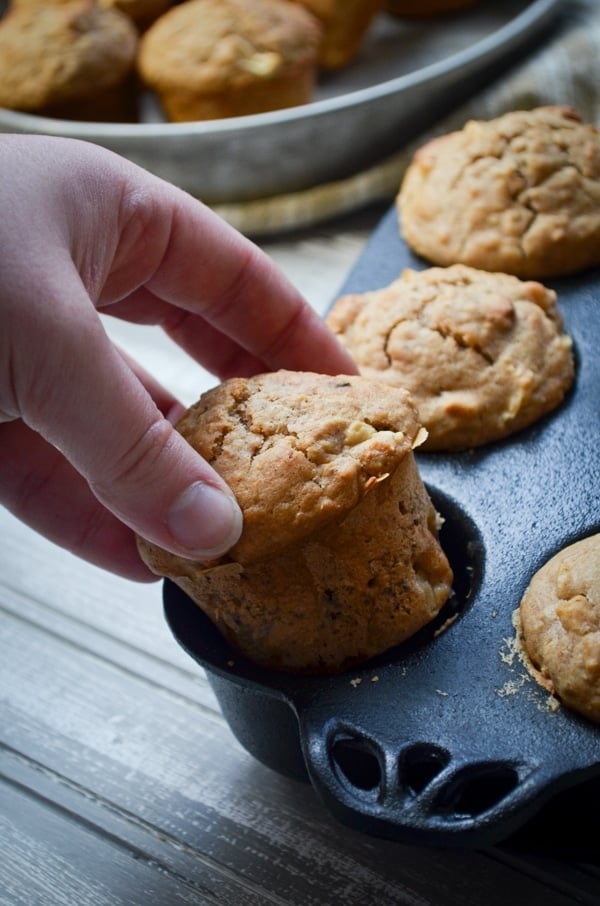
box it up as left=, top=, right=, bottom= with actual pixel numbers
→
left=137, top=371, right=454, bottom=675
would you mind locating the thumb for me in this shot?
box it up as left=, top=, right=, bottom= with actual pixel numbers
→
left=23, top=290, right=242, bottom=563
left=99, top=420, right=244, bottom=562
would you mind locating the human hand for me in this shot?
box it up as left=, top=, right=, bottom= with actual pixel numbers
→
left=0, top=134, right=356, bottom=580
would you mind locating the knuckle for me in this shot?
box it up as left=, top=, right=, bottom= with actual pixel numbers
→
left=90, top=415, right=177, bottom=500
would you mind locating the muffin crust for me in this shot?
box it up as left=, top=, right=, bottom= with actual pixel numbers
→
left=398, top=106, right=600, bottom=278
left=327, top=264, right=574, bottom=451
left=0, top=1, right=138, bottom=120
left=137, top=371, right=453, bottom=674
left=518, top=534, right=600, bottom=724
left=137, top=0, right=322, bottom=120
left=288, top=0, right=382, bottom=69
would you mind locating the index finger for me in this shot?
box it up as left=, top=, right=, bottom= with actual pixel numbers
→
left=105, top=178, right=358, bottom=377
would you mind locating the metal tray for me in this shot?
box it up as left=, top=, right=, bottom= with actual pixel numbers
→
left=164, top=203, right=599, bottom=849
left=0, top=0, right=563, bottom=203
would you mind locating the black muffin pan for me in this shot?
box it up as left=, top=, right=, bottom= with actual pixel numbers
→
left=164, top=205, right=600, bottom=849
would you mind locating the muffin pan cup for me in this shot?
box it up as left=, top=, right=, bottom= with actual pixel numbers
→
left=164, top=205, right=600, bottom=848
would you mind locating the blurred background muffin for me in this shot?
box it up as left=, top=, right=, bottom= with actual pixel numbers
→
left=384, top=0, right=481, bottom=17
left=287, top=0, right=383, bottom=70
left=0, top=0, right=139, bottom=120
left=137, top=0, right=323, bottom=122
left=98, top=0, right=173, bottom=32
left=9, top=0, right=173, bottom=29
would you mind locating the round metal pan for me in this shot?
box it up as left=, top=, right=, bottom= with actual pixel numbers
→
left=0, top=0, right=564, bottom=203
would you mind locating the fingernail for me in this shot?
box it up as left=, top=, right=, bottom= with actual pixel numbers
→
left=165, top=401, right=186, bottom=425
left=167, top=482, right=242, bottom=558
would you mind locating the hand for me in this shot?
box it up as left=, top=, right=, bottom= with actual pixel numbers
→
left=0, top=134, right=356, bottom=580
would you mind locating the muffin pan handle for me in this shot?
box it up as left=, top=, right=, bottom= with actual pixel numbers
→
left=300, top=714, right=562, bottom=846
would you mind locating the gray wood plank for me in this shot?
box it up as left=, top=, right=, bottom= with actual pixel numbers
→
left=0, top=606, right=591, bottom=906
left=0, top=510, right=193, bottom=675
left=0, top=774, right=235, bottom=906
left=491, top=849, right=600, bottom=906
left=0, top=578, right=218, bottom=712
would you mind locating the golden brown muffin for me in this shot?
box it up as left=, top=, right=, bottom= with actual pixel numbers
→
left=287, top=0, right=382, bottom=70
left=137, top=371, right=454, bottom=675
left=0, top=1, right=139, bottom=121
left=398, top=106, right=600, bottom=279
left=517, top=534, right=600, bottom=724
left=99, top=0, right=173, bottom=31
left=385, top=0, right=480, bottom=17
left=9, top=0, right=172, bottom=27
left=327, top=265, right=574, bottom=451
left=137, top=0, right=323, bottom=122
left=7, top=0, right=72, bottom=4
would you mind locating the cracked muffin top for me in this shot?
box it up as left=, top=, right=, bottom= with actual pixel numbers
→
left=165, top=370, right=424, bottom=565
left=517, top=533, right=600, bottom=724
left=397, top=106, right=600, bottom=278
left=326, top=264, right=574, bottom=451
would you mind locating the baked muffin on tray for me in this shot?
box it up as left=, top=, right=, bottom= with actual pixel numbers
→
left=98, top=0, right=173, bottom=31
left=287, top=0, right=382, bottom=70
left=8, top=0, right=173, bottom=32
left=0, top=0, right=139, bottom=121
left=327, top=264, right=574, bottom=452
left=137, top=371, right=454, bottom=675
left=137, top=0, right=322, bottom=121
left=384, top=0, right=481, bottom=17
left=398, top=106, right=600, bottom=279
left=517, top=533, right=600, bottom=724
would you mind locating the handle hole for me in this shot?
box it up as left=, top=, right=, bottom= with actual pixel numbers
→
left=331, top=735, right=382, bottom=795
left=438, top=763, right=520, bottom=818
left=399, top=743, right=450, bottom=794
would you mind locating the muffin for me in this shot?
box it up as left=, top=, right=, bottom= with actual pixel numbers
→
left=137, top=0, right=323, bottom=122
left=9, top=0, right=172, bottom=29
left=398, top=106, right=600, bottom=279
left=136, top=371, right=454, bottom=675
left=98, top=0, right=173, bottom=31
left=0, top=1, right=139, bottom=121
left=384, top=0, right=480, bottom=17
left=287, top=0, right=382, bottom=70
left=517, top=534, right=600, bottom=724
left=326, top=265, right=575, bottom=451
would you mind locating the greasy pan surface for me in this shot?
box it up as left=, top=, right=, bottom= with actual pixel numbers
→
left=164, top=205, right=599, bottom=848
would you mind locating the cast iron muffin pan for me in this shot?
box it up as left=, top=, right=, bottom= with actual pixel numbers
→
left=164, top=205, right=600, bottom=849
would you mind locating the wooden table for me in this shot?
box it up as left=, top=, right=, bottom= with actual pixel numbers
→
left=1, top=202, right=598, bottom=906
